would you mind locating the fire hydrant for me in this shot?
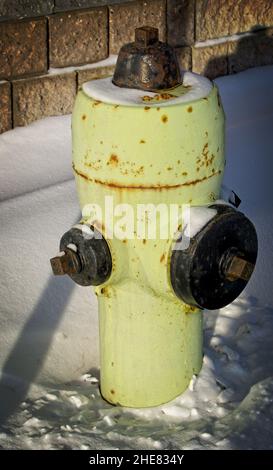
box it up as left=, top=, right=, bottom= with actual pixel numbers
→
left=50, top=27, right=258, bottom=407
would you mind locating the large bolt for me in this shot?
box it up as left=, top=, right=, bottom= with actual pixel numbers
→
left=50, top=248, right=82, bottom=276
left=224, top=255, right=254, bottom=282
left=135, top=26, right=159, bottom=47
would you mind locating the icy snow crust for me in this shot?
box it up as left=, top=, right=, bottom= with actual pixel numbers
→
left=0, top=66, right=273, bottom=449
left=82, top=72, right=212, bottom=107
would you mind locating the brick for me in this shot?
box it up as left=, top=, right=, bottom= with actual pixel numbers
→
left=77, top=64, right=116, bottom=87
left=0, top=18, right=47, bottom=80
left=228, top=28, right=273, bottom=74
left=167, top=0, right=195, bottom=47
left=0, top=0, right=54, bottom=21
left=109, top=0, right=166, bottom=55
left=192, top=42, right=228, bottom=80
left=0, top=81, right=12, bottom=133
left=54, top=1, right=136, bottom=11
left=196, top=0, right=273, bottom=42
left=13, top=73, right=77, bottom=127
left=49, top=8, right=108, bottom=68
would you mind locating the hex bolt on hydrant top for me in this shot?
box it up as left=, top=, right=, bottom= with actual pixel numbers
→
left=50, top=27, right=258, bottom=408
left=113, top=26, right=182, bottom=91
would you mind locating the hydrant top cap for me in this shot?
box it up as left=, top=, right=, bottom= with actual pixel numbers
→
left=112, top=26, right=183, bottom=92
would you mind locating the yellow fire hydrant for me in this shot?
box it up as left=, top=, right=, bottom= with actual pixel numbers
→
left=51, top=27, right=257, bottom=408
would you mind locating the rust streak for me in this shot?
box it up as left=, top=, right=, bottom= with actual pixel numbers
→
left=72, top=163, right=221, bottom=190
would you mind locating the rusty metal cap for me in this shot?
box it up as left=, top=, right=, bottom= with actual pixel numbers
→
left=112, top=26, right=182, bottom=92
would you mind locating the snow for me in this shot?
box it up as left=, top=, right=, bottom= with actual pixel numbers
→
left=0, top=65, right=273, bottom=449
left=0, top=115, right=72, bottom=202
left=183, top=206, right=217, bottom=239
left=194, top=30, right=255, bottom=48
left=83, top=72, right=212, bottom=107
left=48, top=55, right=117, bottom=76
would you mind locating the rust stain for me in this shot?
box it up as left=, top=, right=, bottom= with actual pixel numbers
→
left=110, top=389, right=115, bottom=395
left=161, top=114, right=168, bottom=123
left=101, top=286, right=111, bottom=298
left=142, top=93, right=175, bottom=102
left=157, top=92, right=175, bottom=100
left=82, top=114, right=87, bottom=121
left=72, top=163, right=221, bottom=190
left=160, top=253, right=165, bottom=263
left=142, top=95, right=152, bottom=102
left=187, top=106, right=193, bottom=113
left=157, top=107, right=160, bottom=111
left=142, top=239, right=147, bottom=244
left=140, top=139, right=146, bottom=144
left=122, top=239, right=127, bottom=243
left=107, top=154, right=119, bottom=166
left=184, top=305, right=199, bottom=314
left=144, top=106, right=150, bottom=111
left=92, top=100, right=101, bottom=107
left=84, top=160, right=102, bottom=171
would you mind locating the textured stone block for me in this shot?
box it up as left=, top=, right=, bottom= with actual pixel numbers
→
left=109, top=0, right=166, bottom=55
left=196, top=0, right=273, bottom=42
left=228, top=28, right=273, bottom=73
left=77, top=64, right=116, bottom=87
left=0, top=18, right=47, bottom=80
left=13, top=73, right=77, bottom=127
left=0, top=81, right=12, bottom=134
left=0, top=0, right=54, bottom=21
left=192, top=42, right=228, bottom=80
left=175, top=46, right=192, bottom=72
left=49, top=8, right=108, bottom=68
left=54, top=0, right=136, bottom=11
left=167, top=0, right=195, bottom=47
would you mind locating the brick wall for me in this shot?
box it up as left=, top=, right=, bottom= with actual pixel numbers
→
left=0, top=0, right=272, bottom=134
